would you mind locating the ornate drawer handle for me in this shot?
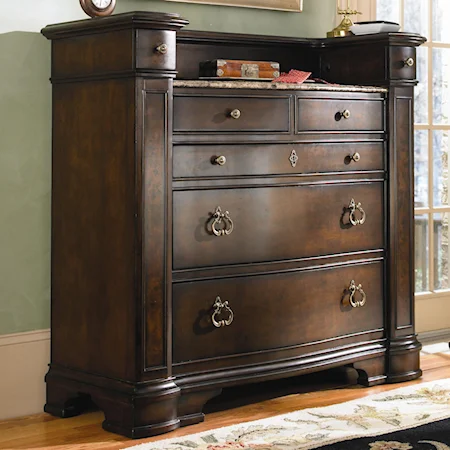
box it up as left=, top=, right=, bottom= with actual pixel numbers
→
left=348, top=280, right=367, bottom=308
left=155, top=43, right=168, bottom=54
left=211, top=206, right=234, bottom=236
left=214, top=155, right=227, bottom=166
left=350, top=152, right=361, bottom=162
left=349, top=198, right=366, bottom=226
left=289, top=149, right=298, bottom=168
left=230, top=109, right=241, bottom=119
left=341, top=109, right=351, bottom=119
left=403, top=57, right=415, bottom=67
left=212, top=296, right=234, bottom=328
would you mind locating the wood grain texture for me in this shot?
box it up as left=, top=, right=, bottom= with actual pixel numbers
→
left=173, top=183, right=384, bottom=269
left=173, top=94, right=291, bottom=133
left=50, top=30, right=134, bottom=80
left=51, top=79, right=137, bottom=381
left=41, top=14, right=425, bottom=438
left=391, top=90, right=414, bottom=330
left=172, top=142, right=384, bottom=179
left=142, top=86, right=169, bottom=372
left=296, top=97, right=384, bottom=132
left=173, top=261, right=384, bottom=363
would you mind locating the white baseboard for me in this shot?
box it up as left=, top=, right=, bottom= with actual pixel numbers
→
left=418, top=328, right=450, bottom=345
left=0, top=329, right=50, bottom=420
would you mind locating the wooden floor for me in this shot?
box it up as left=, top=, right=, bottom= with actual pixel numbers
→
left=1, top=344, right=450, bottom=450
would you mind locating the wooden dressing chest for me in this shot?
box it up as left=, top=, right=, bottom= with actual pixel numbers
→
left=41, top=12, right=426, bottom=439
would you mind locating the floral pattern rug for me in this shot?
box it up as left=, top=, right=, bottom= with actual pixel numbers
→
left=126, top=379, right=450, bottom=450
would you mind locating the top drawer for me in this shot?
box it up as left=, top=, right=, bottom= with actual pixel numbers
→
left=136, top=30, right=177, bottom=72
left=390, top=47, right=416, bottom=80
left=297, top=97, right=384, bottom=133
left=173, top=95, right=291, bottom=133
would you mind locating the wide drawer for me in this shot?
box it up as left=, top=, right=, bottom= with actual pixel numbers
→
left=173, top=183, right=384, bottom=269
left=173, top=95, right=291, bottom=133
left=297, top=97, right=384, bottom=132
left=173, top=261, right=384, bottom=363
left=173, top=142, right=384, bottom=178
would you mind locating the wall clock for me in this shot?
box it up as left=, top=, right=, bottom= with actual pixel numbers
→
left=80, top=0, right=117, bottom=17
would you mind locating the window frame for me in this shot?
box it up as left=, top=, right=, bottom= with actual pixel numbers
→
left=336, top=0, right=450, bottom=301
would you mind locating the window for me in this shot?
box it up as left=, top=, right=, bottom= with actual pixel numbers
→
left=374, top=0, right=450, bottom=300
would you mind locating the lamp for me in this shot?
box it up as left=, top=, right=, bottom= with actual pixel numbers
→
left=327, top=0, right=361, bottom=38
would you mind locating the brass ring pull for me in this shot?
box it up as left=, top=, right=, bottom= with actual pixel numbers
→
left=230, top=109, right=241, bottom=119
left=211, top=206, right=234, bottom=237
left=404, top=57, right=415, bottom=67
left=348, top=280, right=367, bottom=308
left=212, top=296, right=234, bottom=328
left=155, top=43, right=168, bottom=54
left=341, top=109, right=351, bottom=119
left=349, top=198, right=366, bottom=226
left=214, top=155, right=227, bottom=166
left=350, top=152, right=361, bottom=162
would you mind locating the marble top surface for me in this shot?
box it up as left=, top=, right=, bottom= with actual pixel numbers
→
left=173, top=80, right=387, bottom=93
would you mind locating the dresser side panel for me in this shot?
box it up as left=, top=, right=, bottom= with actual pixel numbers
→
left=51, top=79, right=137, bottom=381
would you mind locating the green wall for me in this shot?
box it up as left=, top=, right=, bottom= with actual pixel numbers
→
left=114, top=0, right=337, bottom=37
left=0, top=32, right=51, bottom=335
left=0, top=0, right=336, bottom=336
left=0, top=1, right=336, bottom=36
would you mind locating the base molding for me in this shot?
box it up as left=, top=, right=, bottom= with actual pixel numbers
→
left=45, top=367, right=182, bottom=438
left=103, top=418, right=181, bottom=440
left=43, top=342, right=391, bottom=438
left=418, top=328, right=450, bottom=345
left=386, top=334, right=422, bottom=383
left=0, top=328, right=440, bottom=423
left=353, top=355, right=387, bottom=386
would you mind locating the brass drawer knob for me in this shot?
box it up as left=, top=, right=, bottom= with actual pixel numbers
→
left=348, top=280, right=367, bottom=308
left=155, top=43, right=168, bottom=55
left=341, top=109, right=351, bottom=119
left=350, top=152, right=361, bottom=163
left=211, top=206, right=234, bottom=237
left=403, top=57, right=415, bottom=67
left=214, top=155, right=227, bottom=166
left=212, top=296, right=234, bottom=328
left=230, top=109, right=241, bottom=119
left=349, top=198, right=366, bottom=226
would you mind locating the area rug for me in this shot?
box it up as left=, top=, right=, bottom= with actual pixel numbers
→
left=126, top=379, right=450, bottom=450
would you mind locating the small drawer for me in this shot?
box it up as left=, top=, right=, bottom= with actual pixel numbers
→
left=390, top=47, right=416, bottom=80
left=173, top=183, right=384, bottom=269
left=136, top=30, right=176, bottom=71
left=173, top=95, right=291, bottom=133
left=173, top=142, right=384, bottom=178
left=173, top=261, right=384, bottom=363
left=297, top=98, right=384, bottom=132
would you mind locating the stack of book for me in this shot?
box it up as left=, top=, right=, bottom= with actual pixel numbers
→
left=350, top=21, right=401, bottom=35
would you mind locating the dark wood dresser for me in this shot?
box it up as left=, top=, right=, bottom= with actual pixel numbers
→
left=41, top=12, right=426, bottom=439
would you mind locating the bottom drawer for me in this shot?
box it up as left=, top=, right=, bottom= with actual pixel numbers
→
left=172, top=261, right=384, bottom=363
